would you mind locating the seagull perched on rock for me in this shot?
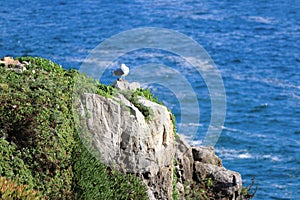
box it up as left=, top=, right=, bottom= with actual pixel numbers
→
left=113, top=63, right=129, bottom=80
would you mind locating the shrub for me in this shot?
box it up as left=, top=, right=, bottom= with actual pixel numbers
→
left=0, top=57, right=75, bottom=198
left=0, top=139, right=34, bottom=188
left=0, top=176, right=43, bottom=200
left=0, top=56, right=149, bottom=199
left=72, top=137, right=148, bottom=200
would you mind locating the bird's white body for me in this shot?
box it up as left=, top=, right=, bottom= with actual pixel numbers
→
left=120, top=63, right=129, bottom=77
left=113, top=63, right=129, bottom=79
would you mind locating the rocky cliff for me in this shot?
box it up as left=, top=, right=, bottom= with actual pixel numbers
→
left=77, top=80, right=243, bottom=200
left=0, top=56, right=247, bottom=199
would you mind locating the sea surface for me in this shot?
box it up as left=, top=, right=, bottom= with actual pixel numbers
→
left=1, top=0, right=299, bottom=199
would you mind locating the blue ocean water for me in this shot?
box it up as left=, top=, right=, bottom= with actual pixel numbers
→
left=1, top=0, right=299, bottom=199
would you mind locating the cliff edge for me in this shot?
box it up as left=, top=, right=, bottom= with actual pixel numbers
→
left=0, top=56, right=249, bottom=199
left=77, top=79, right=243, bottom=200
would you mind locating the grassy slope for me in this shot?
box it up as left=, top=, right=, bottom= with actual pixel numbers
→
left=0, top=57, right=148, bottom=199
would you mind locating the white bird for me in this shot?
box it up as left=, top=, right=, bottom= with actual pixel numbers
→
left=113, top=63, right=129, bottom=80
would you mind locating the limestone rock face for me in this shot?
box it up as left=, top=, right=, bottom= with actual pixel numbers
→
left=77, top=80, right=244, bottom=200
left=175, top=135, right=194, bottom=182
left=79, top=82, right=175, bottom=199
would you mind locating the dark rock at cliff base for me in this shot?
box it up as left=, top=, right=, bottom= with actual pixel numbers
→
left=175, top=136, right=243, bottom=200
left=192, top=146, right=222, bottom=166
left=194, top=162, right=242, bottom=199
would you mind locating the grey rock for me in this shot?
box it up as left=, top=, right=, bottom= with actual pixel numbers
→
left=13, top=65, right=27, bottom=73
left=192, top=146, right=222, bottom=166
left=0, top=56, right=27, bottom=73
left=175, top=135, right=243, bottom=200
left=112, top=80, right=140, bottom=90
left=194, top=162, right=242, bottom=199
left=176, top=182, right=185, bottom=199
left=175, top=135, right=194, bottom=182
left=76, top=82, right=243, bottom=200
left=78, top=91, right=175, bottom=199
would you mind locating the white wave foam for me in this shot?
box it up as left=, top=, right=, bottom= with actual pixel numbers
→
left=262, top=155, right=281, bottom=162
left=187, top=123, right=204, bottom=127
left=216, top=148, right=282, bottom=162
left=271, top=184, right=286, bottom=189
left=292, top=93, right=300, bottom=102
left=189, top=140, right=203, bottom=146
left=246, top=16, right=276, bottom=24
left=238, top=153, right=252, bottom=159
left=215, top=148, right=255, bottom=160
left=190, top=14, right=225, bottom=21
left=221, top=126, right=263, bottom=137
left=221, top=126, right=241, bottom=133
left=231, top=72, right=300, bottom=91
left=263, top=78, right=300, bottom=90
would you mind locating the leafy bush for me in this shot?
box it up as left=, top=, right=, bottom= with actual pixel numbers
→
left=241, top=177, right=257, bottom=199
left=0, top=57, right=76, bottom=198
left=0, top=139, right=34, bottom=188
left=72, top=137, right=148, bottom=200
left=0, top=56, right=148, bottom=199
left=0, top=176, right=43, bottom=200
left=134, top=88, right=162, bottom=105
left=97, top=84, right=117, bottom=98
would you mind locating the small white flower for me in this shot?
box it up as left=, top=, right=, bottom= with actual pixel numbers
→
left=12, top=105, right=17, bottom=108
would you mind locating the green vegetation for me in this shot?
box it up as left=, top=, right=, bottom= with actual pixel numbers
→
left=121, top=88, right=178, bottom=137
left=0, top=57, right=75, bottom=198
left=172, top=159, right=180, bottom=200
left=134, top=88, right=162, bottom=105
left=0, top=56, right=253, bottom=200
left=122, top=89, right=155, bottom=122
left=72, top=138, right=148, bottom=200
left=0, top=176, right=43, bottom=200
left=241, top=177, right=257, bottom=199
left=0, top=57, right=148, bottom=199
left=97, top=84, right=117, bottom=98
left=181, top=178, right=215, bottom=200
